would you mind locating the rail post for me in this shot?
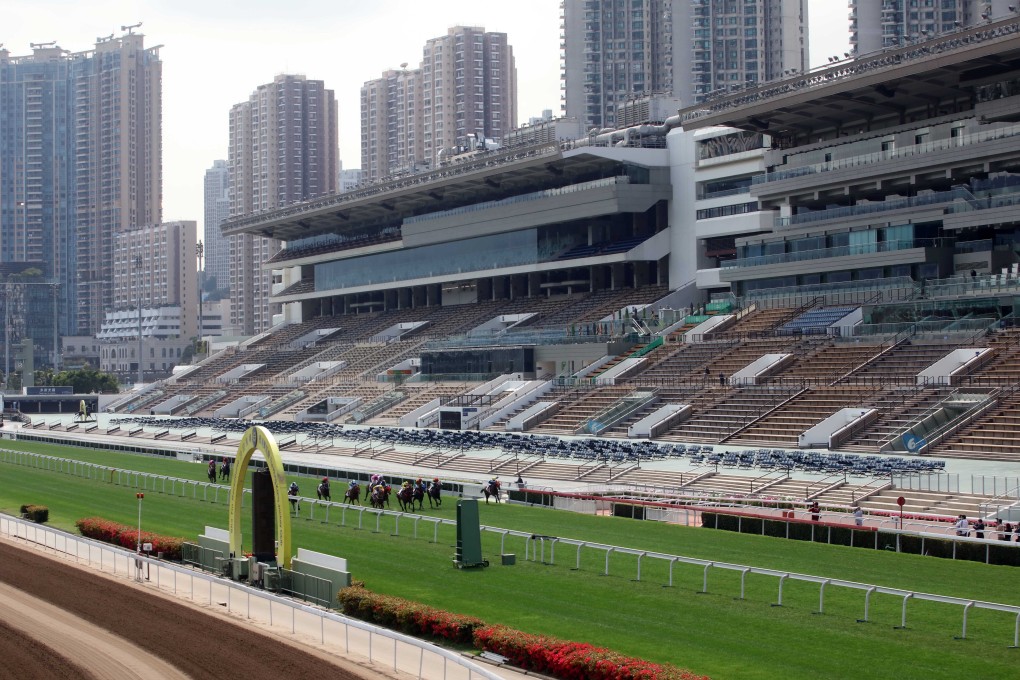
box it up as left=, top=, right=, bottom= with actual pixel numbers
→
left=858, top=586, right=876, bottom=623
left=665, top=557, right=677, bottom=588
left=772, top=573, right=788, bottom=607
left=895, top=593, right=912, bottom=629
left=817, top=579, right=830, bottom=614
left=696, top=562, right=711, bottom=593
left=956, top=602, right=975, bottom=640
left=739, top=567, right=750, bottom=600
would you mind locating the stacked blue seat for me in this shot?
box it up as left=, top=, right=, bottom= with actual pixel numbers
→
left=112, top=416, right=946, bottom=476
left=777, top=306, right=857, bottom=335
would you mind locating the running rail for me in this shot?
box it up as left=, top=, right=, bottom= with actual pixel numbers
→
left=0, top=514, right=506, bottom=680
left=4, top=448, right=1020, bottom=646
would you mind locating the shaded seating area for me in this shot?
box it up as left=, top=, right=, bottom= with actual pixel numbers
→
left=267, top=230, right=402, bottom=264
left=777, top=306, right=857, bottom=335
left=110, top=416, right=945, bottom=476
left=555, top=235, right=651, bottom=260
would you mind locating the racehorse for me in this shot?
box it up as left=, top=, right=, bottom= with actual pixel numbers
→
left=396, top=485, right=416, bottom=512
left=207, top=461, right=217, bottom=484
left=316, top=480, right=331, bottom=502
left=370, top=485, right=391, bottom=510
left=412, top=484, right=425, bottom=510
left=482, top=479, right=501, bottom=504
left=343, top=483, right=361, bottom=505
left=426, top=480, right=442, bottom=508
left=219, top=460, right=230, bottom=481
left=364, top=477, right=385, bottom=502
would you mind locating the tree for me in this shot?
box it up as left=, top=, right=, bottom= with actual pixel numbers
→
left=34, top=368, right=54, bottom=387
left=51, top=366, right=120, bottom=394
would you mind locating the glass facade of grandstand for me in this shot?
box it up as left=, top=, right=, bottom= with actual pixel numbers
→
left=314, top=222, right=656, bottom=291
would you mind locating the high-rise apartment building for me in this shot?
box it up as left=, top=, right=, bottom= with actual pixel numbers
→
left=561, top=0, right=808, bottom=129
left=0, top=33, right=162, bottom=342
left=110, top=220, right=198, bottom=333
left=203, top=160, right=231, bottom=293
left=422, top=27, right=517, bottom=165
left=361, top=68, right=423, bottom=182
left=361, top=26, right=517, bottom=175
left=228, top=74, right=338, bottom=335
left=850, top=1, right=1015, bottom=55
left=338, top=164, right=363, bottom=194
left=100, top=219, right=197, bottom=381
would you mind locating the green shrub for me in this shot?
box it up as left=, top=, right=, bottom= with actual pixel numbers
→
left=19, top=504, right=48, bottom=523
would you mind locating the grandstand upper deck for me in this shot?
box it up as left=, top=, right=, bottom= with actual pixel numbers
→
left=221, top=142, right=668, bottom=245
left=678, top=17, right=1020, bottom=143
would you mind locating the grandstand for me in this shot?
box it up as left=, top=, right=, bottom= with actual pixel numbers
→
left=103, top=20, right=1020, bottom=501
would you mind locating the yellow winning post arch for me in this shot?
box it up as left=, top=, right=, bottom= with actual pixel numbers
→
left=229, top=426, right=293, bottom=568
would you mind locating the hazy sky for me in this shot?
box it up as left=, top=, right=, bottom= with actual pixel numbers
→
left=5, top=1, right=849, bottom=234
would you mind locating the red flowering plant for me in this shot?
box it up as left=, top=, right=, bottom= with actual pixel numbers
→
left=472, top=625, right=708, bottom=680
left=336, top=587, right=709, bottom=680
left=337, top=586, right=484, bottom=645
left=75, top=517, right=121, bottom=543
left=74, top=517, right=184, bottom=560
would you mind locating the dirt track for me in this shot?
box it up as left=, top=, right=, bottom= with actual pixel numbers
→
left=0, top=538, right=382, bottom=680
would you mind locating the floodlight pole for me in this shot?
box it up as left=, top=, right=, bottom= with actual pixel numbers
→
left=135, top=255, right=143, bottom=385
left=52, top=283, right=60, bottom=372
left=3, top=278, right=8, bottom=390
left=136, top=492, right=144, bottom=552
left=196, top=240, right=204, bottom=357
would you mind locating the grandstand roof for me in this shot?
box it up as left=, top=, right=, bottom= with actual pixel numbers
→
left=678, top=17, right=1020, bottom=140
left=221, top=144, right=644, bottom=243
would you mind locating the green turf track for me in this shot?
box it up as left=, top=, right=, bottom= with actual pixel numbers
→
left=0, top=438, right=1017, bottom=680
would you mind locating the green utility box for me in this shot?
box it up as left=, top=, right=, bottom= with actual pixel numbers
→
left=501, top=553, right=516, bottom=566
left=454, top=499, right=488, bottom=568
left=228, top=557, right=249, bottom=581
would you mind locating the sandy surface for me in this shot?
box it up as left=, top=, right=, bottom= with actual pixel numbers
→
left=0, top=537, right=398, bottom=680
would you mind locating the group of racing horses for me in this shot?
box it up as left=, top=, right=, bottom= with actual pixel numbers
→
left=338, top=478, right=444, bottom=512
left=314, top=476, right=502, bottom=512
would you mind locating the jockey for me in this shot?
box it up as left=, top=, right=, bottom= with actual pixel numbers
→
left=489, top=476, right=500, bottom=488
left=370, top=473, right=381, bottom=487
left=320, top=476, right=330, bottom=490
left=373, top=483, right=385, bottom=496
left=415, top=477, right=425, bottom=491
left=401, top=480, right=411, bottom=489
left=348, top=479, right=357, bottom=489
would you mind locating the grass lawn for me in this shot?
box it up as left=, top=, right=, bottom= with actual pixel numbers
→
left=1, top=438, right=1017, bottom=680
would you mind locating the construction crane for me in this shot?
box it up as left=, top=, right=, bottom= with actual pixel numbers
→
left=121, top=22, right=142, bottom=34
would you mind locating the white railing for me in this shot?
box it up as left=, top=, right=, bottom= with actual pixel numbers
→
left=0, top=514, right=505, bottom=680
left=7, top=447, right=1020, bottom=643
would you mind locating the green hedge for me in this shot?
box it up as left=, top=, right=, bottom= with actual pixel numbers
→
left=703, top=512, right=1020, bottom=566
left=19, top=504, right=49, bottom=524
left=506, top=488, right=554, bottom=506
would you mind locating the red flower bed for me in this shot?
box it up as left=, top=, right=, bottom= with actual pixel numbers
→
left=337, top=585, right=484, bottom=645
left=75, top=517, right=183, bottom=560
left=338, top=587, right=708, bottom=680
left=473, top=625, right=708, bottom=680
